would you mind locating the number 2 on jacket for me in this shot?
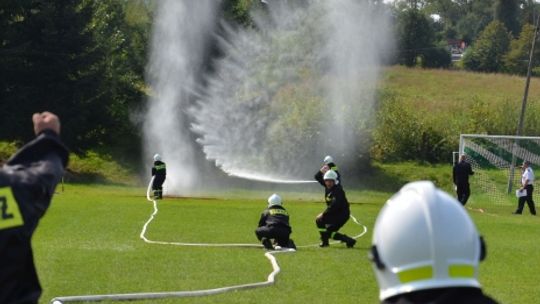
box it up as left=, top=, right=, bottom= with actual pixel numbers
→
left=0, top=188, right=24, bottom=230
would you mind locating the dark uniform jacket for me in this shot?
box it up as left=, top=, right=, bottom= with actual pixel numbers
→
left=258, top=205, right=291, bottom=232
left=314, top=162, right=341, bottom=186
left=0, top=130, right=68, bottom=304
left=152, top=161, right=166, bottom=177
left=322, top=184, right=350, bottom=223
left=382, top=287, right=499, bottom=304
left=453, top=161, right=474, bottom=185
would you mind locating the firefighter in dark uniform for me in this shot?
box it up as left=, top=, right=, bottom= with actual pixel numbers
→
left=151, top=154, right=166, bottom=199
left=453, top=154, right=474, bottom=205
left=315, top=155, right=341, bottom=186
left=0, top=112, right=69, bottom=304
left=316, top=170, right=356, bottom=248
left=255, top=193, right=296, bottom=250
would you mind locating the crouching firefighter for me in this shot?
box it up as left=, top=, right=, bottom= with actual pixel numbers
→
left=316, top=170, right=356, bottom=248
left=151, top=154, right=166, bottom=199
left=255, top=194, right=296, bottom=250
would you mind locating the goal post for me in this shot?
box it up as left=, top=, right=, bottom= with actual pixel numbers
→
left=458, top=134, right=540, bottom=204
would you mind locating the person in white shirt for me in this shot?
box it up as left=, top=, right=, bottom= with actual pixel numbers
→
left=513, top=161, right=536, bottom=215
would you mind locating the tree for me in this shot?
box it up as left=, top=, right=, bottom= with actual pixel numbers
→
left=494, top=0, right=520, bottom=36
left=421, top=46, right=452, bottom=68
left=503, top=23, right=539, bottom=75
left=396, top=8, right=451, bottom=68
left=463, top=21, right=512, bottom=72
left=397, top=9, right=435, bottom=66
left=0, top=0, right=149, bottom=156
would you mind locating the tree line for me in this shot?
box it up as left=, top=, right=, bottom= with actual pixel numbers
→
left=1, top=0, right=538, bottom=165
left=393, top=0, right=540, bottom=74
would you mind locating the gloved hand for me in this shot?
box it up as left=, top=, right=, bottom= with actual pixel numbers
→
left=33, top=112, right=60, bottom=135
left=320, top=165, right=329, bottom=174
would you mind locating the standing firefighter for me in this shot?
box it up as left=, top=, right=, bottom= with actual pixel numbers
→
left=255, top=194, right=296, bottom=250
left=453, top=154, right=474, bottom=205
left=316, top=170, right=356, bottom=248
left=151, top=154, right=166, bottom=199
left=315, top=155, right=341, bottom=185
left=0, top=112, right=69, bottom=304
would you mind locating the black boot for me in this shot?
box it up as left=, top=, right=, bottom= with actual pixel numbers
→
left=287, top=239, right=296, bottom=250
left=261, top=238, right=274, bottom=250
left=319, top=232, right=330, bottom=247
left=333, top=232, right=356, bottom=248
left=344, top=236, right=356, bottom=248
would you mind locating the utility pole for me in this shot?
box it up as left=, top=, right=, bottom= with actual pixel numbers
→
left=507, top=14, right=540, bottom=194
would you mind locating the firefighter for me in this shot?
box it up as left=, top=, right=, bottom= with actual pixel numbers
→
left=316, top=170, right=355, bottom=248
left=151, top=154, right=166, bottom=199
left=315, top=155, right=341, bottom=186
left=255, top=193, right=296, bottom=250
left=0, top=112, right=69, bottom=304
left=370, top=181, right=498, bottom=304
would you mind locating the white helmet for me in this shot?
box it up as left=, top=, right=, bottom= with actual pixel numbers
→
left=370, top=181, right=485, bottom=301
left=267, top=193, right=282, bottom=206
left=323, top=155, right=334, bottom=165
left=323, top=170, right=338, bottom=182
left=153, top=154, right=162, bottom=162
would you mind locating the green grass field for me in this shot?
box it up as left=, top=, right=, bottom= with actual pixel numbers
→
left=33, top=181, right=539, bottom=304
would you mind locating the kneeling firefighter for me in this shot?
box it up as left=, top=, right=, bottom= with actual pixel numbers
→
left=255, top=194, right=296, bottom=250
left=316, top=170, right=355, bottom=248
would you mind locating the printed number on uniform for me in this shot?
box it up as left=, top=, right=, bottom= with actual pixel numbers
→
left=1, top=196, right=14, bottom=219
left=0, top=190, right=24, bottom=230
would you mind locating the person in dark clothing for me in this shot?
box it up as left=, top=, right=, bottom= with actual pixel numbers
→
left=314, top=155, right=341, bottom=186
left=371, top=181, right=498, bottom=304
left=452, top=154, right=474, bottom=205
left=381, top=287, right=498, bottom=304
left=151, top=154, right=166, bottom=199
left=0, top=112, right=69, bottom=304
left=514, top=160, right=536, bottom=215
left=255, top=193, right=295, bottom=250
left=315, top=170, right=355, bottom=248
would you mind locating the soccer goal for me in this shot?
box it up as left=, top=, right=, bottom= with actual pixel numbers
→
left=457, top=134, right=540, bottom=205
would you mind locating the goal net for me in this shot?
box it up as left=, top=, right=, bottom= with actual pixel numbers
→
left=457, top=134, right=540, bottom=205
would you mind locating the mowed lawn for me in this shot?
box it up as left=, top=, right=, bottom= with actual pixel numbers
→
left=33, top=184, right=539, bottom=303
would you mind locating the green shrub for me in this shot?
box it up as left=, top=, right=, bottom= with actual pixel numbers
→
left=67, top=151, right=138, bottom=185
left=421, top=47, right=452, bottom=69
left=0, top=141, right=20, bottom=162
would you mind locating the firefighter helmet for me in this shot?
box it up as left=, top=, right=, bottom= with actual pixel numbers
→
left=153, top=154, right=162, bottom=162
left=323, top=155, right=334, bottom=165
left=267, top=193, right=282, bottom=206
left=370, top=181, right=485, bottom=301
left=323, top=170, right=338, bottom=181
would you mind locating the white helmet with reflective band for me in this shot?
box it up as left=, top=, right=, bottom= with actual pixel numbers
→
left=370, top=181, right=484, bottom=301
left=153, top=154, right=162, bottom=162
left=323, top=155, right=333, bottom=165
left=323, top=170, right=338, bottom=182
left=267, top=193, right=282, bottom=206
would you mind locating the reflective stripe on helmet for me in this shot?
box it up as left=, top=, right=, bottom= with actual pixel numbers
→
left=448, top=264, right=475, bottom=278
left=397, top=266, right=433, bottom=284
left=396, top=264, right=475, bottom=284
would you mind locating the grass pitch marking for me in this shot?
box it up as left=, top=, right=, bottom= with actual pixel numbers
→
left=50, top=178, right=367, bottom=303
